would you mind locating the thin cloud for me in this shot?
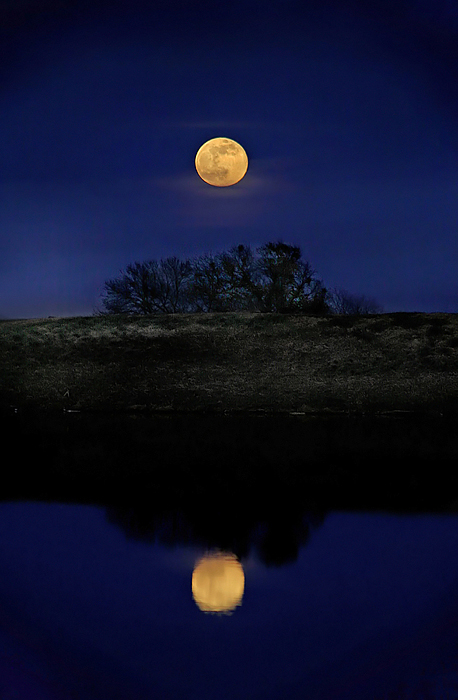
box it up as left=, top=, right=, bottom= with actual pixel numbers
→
left=170, top=121, right=281, bottom=130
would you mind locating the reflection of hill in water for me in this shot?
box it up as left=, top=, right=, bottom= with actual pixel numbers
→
left=3, top=410, right=458, bottom=561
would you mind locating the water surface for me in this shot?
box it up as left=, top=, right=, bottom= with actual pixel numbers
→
left=1, top=502, right=458, bottom=699
left=2, top=410, right=458, bottom=699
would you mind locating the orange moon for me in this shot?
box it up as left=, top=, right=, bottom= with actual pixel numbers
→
left=195, top=137, right=248, bottom=187
left=192, top=551, right=245, bottom=613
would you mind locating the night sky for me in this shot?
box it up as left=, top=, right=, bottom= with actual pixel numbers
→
left=1, top=0, right=458, bottom=319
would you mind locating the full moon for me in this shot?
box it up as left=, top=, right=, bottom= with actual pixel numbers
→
left=195, top=137, right=248, bottom=187
left=192, top=551, right=245, bottom=613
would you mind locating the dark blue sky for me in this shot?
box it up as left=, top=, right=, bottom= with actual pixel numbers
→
left=1, top=0, right=458, bottom=318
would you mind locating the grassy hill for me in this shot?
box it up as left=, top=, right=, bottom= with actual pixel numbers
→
left=1, top=311, right=458, bottom=414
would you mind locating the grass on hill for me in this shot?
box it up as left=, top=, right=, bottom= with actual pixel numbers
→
left=1, top=311, right=458, bottom=414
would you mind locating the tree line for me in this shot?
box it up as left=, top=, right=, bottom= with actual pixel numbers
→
left=95, top=241, right=382, bottom=316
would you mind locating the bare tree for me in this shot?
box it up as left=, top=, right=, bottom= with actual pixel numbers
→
left=183, top=252, right=230, bottom=312
left=183, top=241, right=327, bottom=314
left=95, top=241, right=333, bottom=316
left=251, top=240, right=329, bottom=313
left=328, top=287, right=383, bottom=315
left=154, top=256, right=194, bottom=313
left=96, top=257, right=193, bottom=315
left=299, top=279, right=330, bottom=314
left=96, top=262, right=157, bottom=315
left=182, top=244, right=262, bottom=312
left=217, top=243, right=262, bottom=311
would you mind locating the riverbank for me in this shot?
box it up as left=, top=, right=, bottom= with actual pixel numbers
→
left=1, top=311, right=458, bottom=414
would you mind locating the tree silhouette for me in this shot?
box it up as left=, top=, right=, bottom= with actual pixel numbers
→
left=95, top=241, right=382, bottom=316
left=159, top=256, right=195, bottom=312
left=184, top=244, right=262, bottom=312
left=183, top=251, right=231, bottom=312
left=252, top=240, right=328, bottom=313
left=218, top=244, right=262, bottom=311
left=96, top=257, right=193, bottom=315
left=328, top=287, right=383, bottom=315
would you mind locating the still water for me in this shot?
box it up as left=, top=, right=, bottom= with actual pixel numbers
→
left=2, top=411, right=458, bottom=699
left=2, top=504, right=458, bottom=699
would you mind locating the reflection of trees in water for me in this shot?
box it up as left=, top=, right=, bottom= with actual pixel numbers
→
left=5, top=410, right=458, bottom=540
left=105, top=497, right=326, bottom=567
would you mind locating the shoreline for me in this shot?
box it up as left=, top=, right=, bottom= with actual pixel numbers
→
left=2, top=406, right=454, bottom=418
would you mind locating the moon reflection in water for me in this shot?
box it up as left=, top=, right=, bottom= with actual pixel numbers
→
left=192, top=551, right=245, bottom=614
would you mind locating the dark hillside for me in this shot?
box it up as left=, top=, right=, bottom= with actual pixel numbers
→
left=1, top=312, right=458, bottom=414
